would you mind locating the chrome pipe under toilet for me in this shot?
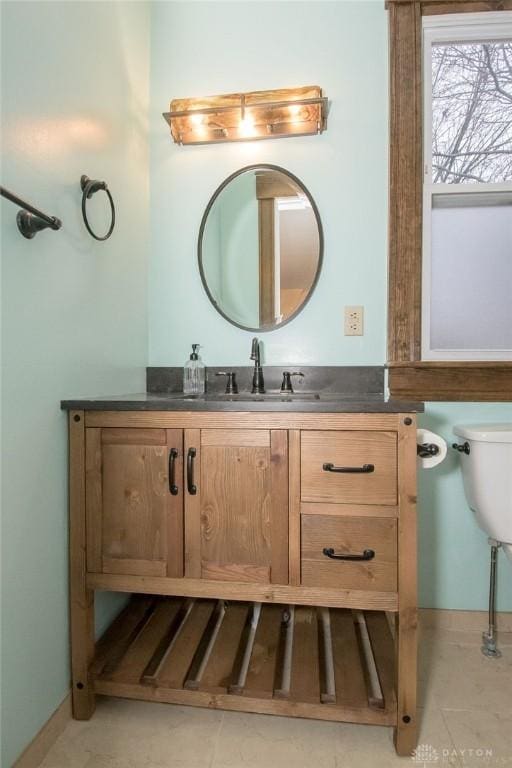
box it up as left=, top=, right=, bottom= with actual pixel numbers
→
left=482, top=539, right=502, bottom=659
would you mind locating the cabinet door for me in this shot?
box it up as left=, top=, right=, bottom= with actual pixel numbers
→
left=86, top=427, right=183, bottom=577
left=184, top=429, right=288, bottom=584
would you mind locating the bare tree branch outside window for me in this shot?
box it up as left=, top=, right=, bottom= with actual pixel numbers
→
left=432, top=41, right=512, bottom=183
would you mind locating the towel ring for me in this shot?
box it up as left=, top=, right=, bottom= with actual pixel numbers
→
left=80, top=175, right=115, bottom=241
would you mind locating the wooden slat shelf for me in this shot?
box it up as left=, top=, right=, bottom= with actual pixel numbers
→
left=91, top=595, right=397, bottom=727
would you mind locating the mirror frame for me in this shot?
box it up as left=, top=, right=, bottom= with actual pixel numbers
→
left=197, top=163, right=324, bottom=332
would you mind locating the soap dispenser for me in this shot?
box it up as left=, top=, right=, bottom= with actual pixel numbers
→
left=183, top=344, right=205, bottom=395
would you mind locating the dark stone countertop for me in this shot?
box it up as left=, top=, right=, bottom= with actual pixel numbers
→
left=61, top=392, right=423, bottom=413
left=61, top=366, right=423, bottom=412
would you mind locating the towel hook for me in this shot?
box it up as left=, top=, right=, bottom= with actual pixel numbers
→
left=80, top=175, right=115, bottom=241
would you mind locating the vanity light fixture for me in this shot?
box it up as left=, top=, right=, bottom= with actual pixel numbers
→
left=163, top=86, right=328, bottom=145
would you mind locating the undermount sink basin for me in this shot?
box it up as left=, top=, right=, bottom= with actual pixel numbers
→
left=158, top=392, right=322, bottom=402
left=154, top=392, right=382, bottom=404
left=155, top=393, right=202, bottom=401
left=206, top=392, right=321, bottom=402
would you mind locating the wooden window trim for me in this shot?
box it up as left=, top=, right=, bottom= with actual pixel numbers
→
left=386, top=0, right=512, bottom=401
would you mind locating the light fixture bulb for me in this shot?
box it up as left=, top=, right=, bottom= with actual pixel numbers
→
left=191, top=113, right=204, bottom=127
left=239, top=113, right=255, bottom=136
left=289, top=104, right=302, bottom=122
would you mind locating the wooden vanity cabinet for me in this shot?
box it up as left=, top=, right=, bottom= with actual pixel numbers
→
left=69, top=410, right=418, bottom=757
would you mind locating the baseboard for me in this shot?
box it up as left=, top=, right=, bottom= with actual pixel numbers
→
left=419, top=608, right=512, bottom=632
left=13, top=693, right=71, bottom=768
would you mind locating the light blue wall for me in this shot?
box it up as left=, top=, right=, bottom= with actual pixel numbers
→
left=149, top=0, right=512, bottom=613
left=149, top=0, right=388, bottom=367
left=0, top=2, right=149, bottom=765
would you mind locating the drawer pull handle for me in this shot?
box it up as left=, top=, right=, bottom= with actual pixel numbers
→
left=187, top=448, right=197, bottom=495
left=322, top=463, right=375, bottom=474
left=322, top=547, right=375, bottom=561
left=168, top=448, right=179, bottom=495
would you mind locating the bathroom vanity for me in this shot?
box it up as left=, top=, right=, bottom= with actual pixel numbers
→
left=63, top=376, right=422, bottom=757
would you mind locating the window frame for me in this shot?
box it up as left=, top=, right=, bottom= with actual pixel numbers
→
left=386, top=0, right=512, bottom=401
left=421, top=13, right=512, bottom=361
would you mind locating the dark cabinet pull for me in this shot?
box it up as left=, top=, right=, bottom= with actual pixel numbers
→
left=168, top=448, right=179, bottom=496
left=323, top=547, right=375, bottom=561
left=187, top=448, right=197, bottom=495
left=322, top=463, right=375, bottom=474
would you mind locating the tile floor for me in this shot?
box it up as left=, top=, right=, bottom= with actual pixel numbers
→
left=39, top=624, right=512, bottom=768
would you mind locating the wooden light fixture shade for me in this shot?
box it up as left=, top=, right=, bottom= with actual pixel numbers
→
left=163, top=86, right=328, bottom=145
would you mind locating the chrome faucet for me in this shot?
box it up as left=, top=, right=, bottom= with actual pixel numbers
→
left=250, top=337, right=265, bottom=394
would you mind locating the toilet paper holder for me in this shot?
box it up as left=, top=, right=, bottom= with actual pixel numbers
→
left=417, top=442, right=440, bottom=458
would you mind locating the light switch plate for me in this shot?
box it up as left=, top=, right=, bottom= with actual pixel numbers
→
left=344, top=306, right=364, bottom=336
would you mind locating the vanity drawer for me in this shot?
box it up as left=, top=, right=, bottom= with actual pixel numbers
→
left=300, top=430, right=397, bottom=505
left=301, top=514, right=397, bottom=591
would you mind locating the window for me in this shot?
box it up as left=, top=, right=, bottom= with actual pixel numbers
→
left=422, top=14, right=512, bottom=360
left=387, top=1, right=512, bottom=400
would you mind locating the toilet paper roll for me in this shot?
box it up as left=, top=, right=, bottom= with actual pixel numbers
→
left=416, top=428, right=447, bottom=469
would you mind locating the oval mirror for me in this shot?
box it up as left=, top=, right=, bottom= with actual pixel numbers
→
left=198, top=164, right=323, bottom=331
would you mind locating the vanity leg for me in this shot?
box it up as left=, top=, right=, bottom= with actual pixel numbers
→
left=69, top=410, right=96, bottom=719
left=394, top=609, right=418, bottom=756
left=394, top=415, right=418, bottom=756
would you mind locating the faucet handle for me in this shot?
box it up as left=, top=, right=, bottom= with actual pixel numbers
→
left=280, top=371, right=305, bottom=393
left=215, top=371, right=238, bottom=394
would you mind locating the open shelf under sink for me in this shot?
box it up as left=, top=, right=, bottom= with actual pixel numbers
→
left=92, top=595, right=397, bottom=726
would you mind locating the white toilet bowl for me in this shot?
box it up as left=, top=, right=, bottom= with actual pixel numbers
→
left=453, top=423, right=512, bottom=561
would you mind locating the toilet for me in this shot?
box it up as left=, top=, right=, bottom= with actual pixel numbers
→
left=453, top=423, right=512, bottom=561
left=453, top=422, right=512, bottom=657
